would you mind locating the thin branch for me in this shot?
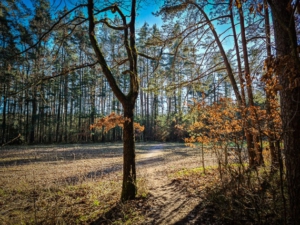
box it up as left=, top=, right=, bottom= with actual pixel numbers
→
left=15, top=4, right=87, bottom=57
left=138, top=52, right=159, bottom=60
left=42, top=62, right=98, bottom=80
left=7, top=61, right=98, bottom=97
left=98, top=18, right=127, bottom=30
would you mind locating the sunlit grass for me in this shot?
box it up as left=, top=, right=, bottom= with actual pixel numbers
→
left=0, top=143, right=167, bottom=224
left=0, top=170, right=121, bottom=224
left=0, top=144, right=132, bottom=224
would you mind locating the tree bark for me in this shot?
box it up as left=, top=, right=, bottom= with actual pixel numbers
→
left=121, top=102, right=137, bottom=200
left=267, top=0, right=300, bottom=223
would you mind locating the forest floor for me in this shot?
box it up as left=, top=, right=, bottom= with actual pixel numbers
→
left=0, top=143, right=285, bottom=224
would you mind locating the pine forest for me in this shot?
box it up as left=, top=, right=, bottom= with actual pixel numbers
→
left=0, top=0, right=299, bottom=224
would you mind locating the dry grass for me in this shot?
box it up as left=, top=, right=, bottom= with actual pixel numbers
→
left=0, top=143, right=146, bottom=225
left=2, top=143, right=278, bottom=225
left=0, top=142, right=200, bottom=225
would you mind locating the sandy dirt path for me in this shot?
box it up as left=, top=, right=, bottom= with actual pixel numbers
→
left=135, top=143, right=216, bottom=224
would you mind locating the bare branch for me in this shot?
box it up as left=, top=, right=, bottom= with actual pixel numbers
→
left=138, top=52, right=159, bottom=60
left=98, top=18, right=127, bottom=30
left=7, top=62, right=98, bottom=98
left=15, top=4, right=87, bottom=57
left=42, top=62, right=99, bottom=81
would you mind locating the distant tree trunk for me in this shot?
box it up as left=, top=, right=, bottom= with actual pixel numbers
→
left=69, top=86, right=74, bottom=141
left=139, top=75, right=144, bottom=116
left=29, top=89, right=37, bottom=144
left=167, top=96, right=172, bottom=122
left=267, top=0, right=300, bottom=223
left=153, top=94, right=158, bottom=136
left=146, top=67, right=150, bottom=140
left=64, top=74, right=68, bottom=142
left=39, top=101, right=44, bottom=143
left=90, top=79, right=96, bottom=142
left=1, top=86, right=7, bottom=145
left=78, top=52, right=83, bottom=142
left=56, top=81, right=62, bottom=143
left=25, top=99, right=29, bottom=142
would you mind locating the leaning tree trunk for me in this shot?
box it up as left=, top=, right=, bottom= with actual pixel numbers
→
left=188, top=2, right=268, bottom=167
left=267, top=0, right=300, bottom=223
left=121, top=101, right=137, bottom=200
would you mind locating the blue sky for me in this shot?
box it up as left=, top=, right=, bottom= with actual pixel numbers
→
left=136, top=1, right=163, bottom=27
left=21, top=0, right=163, bottom=28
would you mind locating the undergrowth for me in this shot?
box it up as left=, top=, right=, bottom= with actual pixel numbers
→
left=171, top=163, right=288, bottom=224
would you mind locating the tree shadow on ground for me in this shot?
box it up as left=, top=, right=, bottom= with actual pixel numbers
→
left=136, top=142, right=188, bottom=151
left=0, top=144, right=124, bottom=166
left=60, top=150, right=186, bottom=186
left=90, top=196, right=151, bottom=225
left=0, top=142, right=194, bottom=167
left=170, top=169, right=287, bottom=225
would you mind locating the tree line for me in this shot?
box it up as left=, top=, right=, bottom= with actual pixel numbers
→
left=0, top=0, right=205, bottom=144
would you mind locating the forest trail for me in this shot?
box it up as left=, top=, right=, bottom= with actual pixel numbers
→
left=136, top=144, right=209, bottom=224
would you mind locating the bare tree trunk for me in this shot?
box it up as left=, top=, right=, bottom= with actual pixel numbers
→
left=29, top=89, right=37, bottom=144
left=64, top=74, right=68, bottom=142
left=230, top=8, right=257, bottom=168
left=263, top=0, right=279, bottom=169
left=238, top=5, right=263, bottom=167
left=56, top=80, right=62, bottom=143
left=1, top=86, right=7, bottom=145
left=90, top=79, right=96, bottom=142
left=121, top=102, right=137, bottom=200
left=267, top=0, right=300, bottom=222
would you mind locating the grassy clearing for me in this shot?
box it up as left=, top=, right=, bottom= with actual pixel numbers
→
left=0, top=142, right=195, bottom=225
left=0, top=144, right=152, bottom=225
left=2, top=143, right=280, bottom=224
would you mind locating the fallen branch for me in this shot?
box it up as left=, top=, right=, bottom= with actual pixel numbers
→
left=1, top=134, right=21, bottom=147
